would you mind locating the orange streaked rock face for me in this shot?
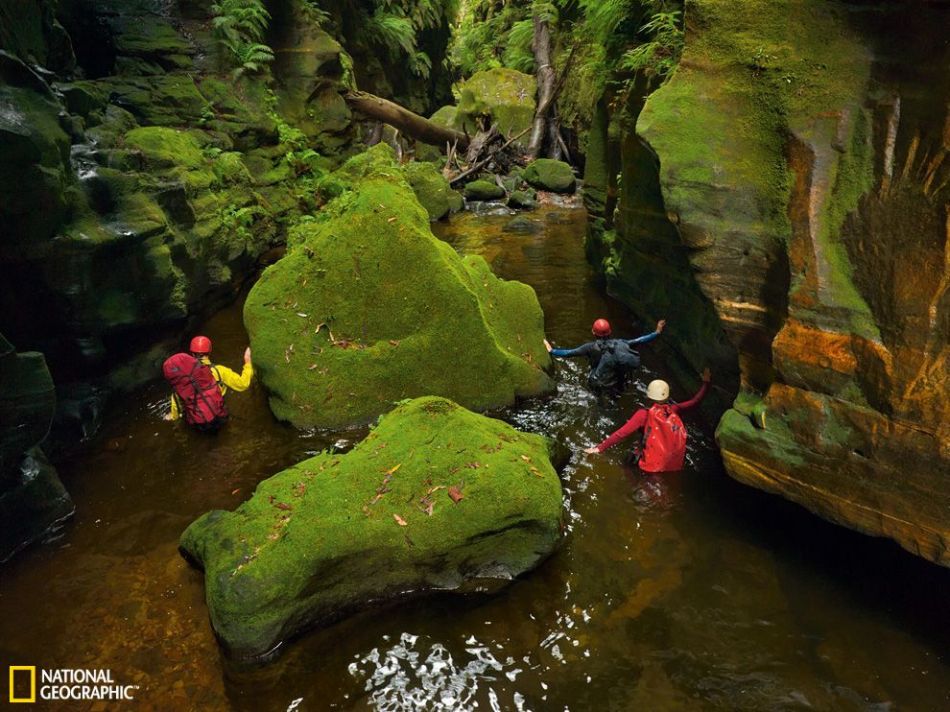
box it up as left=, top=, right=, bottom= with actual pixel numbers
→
left=622, top=0, right=949, bottom=565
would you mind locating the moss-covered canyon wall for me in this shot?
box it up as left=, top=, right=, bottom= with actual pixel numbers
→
left=587, top=0, right=949, bottom=564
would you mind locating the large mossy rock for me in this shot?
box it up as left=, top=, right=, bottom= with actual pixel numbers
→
left=454, top=68, right=536, bottom=145
left=244, top=145, right=552, bottom=428
left=180, top=396, right=564, bottom=659
left=523, top=159, right=576, bottom=194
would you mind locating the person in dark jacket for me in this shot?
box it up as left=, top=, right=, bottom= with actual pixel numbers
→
left=544, top=318, right=666, bottom=391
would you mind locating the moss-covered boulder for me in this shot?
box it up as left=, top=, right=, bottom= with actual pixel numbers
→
left=463, top=179, right=506, bottom=201
left=523, top=159, right=576, bottom=194
left=508, top=189, right=537, bottom=209
left=180, top=396, right=563, bottom=659
left=244, top=145, right=552, bottom=428
left=403, top=161, right=462, bottom=220
left=454, top=68, right=536, bottom=145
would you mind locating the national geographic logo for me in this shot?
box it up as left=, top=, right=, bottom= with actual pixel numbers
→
left=7, top=666, right=139, bottom=704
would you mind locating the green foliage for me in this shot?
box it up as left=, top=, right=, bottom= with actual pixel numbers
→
left=449, top=1, right=683, bottom=134
left=220, top=203, right=265, bottom=241
left=211, top=0, right=275, bottom=78
left=617, top=10, right=684, bottom=80
left=350, top=0, right=459, bottom=78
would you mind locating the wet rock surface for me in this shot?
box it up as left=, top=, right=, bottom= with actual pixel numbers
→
left=0, top=333, right=73, bottom=560
left=588, top=0, right=950, bottom=564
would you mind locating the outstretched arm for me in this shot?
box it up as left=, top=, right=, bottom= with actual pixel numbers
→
left=548, top=341, right=595, bottom=358
left=625, top=319, right=666, bottom=347
left=215, top=348, right=255, bottom=392
left=585, top=409, right=648, bottom=453
left=672, top=367, right=711, bottom=413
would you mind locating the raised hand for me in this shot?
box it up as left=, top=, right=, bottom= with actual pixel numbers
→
left=702, top=366, right=711, bottom=382
left=543, top=338, right=553, bottom=353
left=244, top=347, right=252, bottom=364
left=656, top=319, right=667, bottom=333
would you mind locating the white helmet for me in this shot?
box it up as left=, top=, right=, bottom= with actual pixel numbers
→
left=646, top=379, right=670, bottom=401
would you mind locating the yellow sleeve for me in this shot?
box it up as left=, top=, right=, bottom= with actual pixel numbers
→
left=168, top=394, right=181, bottom=421
left=214, top=362, right=254, bottom=392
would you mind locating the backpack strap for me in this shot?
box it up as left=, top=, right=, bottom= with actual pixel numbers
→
left=188, top=359, right=227, bottom=420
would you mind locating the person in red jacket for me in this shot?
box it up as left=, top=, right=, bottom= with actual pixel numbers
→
left=584, top=368, right=711, bottom=472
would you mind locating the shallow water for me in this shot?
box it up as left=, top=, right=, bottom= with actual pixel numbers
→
left=1, top=205, right=947, bottom=711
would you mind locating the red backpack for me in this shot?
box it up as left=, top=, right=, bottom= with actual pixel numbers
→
left=162, top=353, right=228, bottom=428
left=639, top=404, right=688, bottom=472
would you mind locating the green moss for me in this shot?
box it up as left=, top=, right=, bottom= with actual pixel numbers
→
left=523, top=159, right=576, bottom=194
left=463, top=179, right=505, bottom=201
left=180, top=396, right=563, bottom=660
left=507, top=189, right=537, bottom=209
left=123, top=126, right=204, bottom=168
left=455, top=68, right=536, bottom=143
left=402, top=161, right=462, bottom=220
left=212, top=151, right=252, bottom=185
left=243, top=145, right=552, bottom=428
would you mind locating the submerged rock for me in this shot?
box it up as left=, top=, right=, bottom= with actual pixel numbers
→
left=463, top=179, right=506, bottom=201
left=507, top=189, right=537, bottom=210
left=244, top=145, right=552, bottom=428
left=523, top=159, right=576, bottom=194
left=180, top=396, right=563, bottom=660
left=503, top=215, right=541, bottom=234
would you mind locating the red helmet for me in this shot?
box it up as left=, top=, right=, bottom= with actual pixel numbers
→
left=591, top=319, right=612, bottom=337
left=189, top=335, right=212, bottom=354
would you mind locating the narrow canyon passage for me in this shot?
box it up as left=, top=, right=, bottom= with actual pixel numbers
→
left=1, top=206, right=946, bottom=710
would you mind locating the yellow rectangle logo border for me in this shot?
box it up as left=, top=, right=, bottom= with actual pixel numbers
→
left=9, top=666, right=36, bottom=704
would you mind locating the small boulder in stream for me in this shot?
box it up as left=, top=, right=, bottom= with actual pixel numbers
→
left=463, top=179, right=506, bottom=201
left=523, top=159, right=577, bottom=194
left=179, top=396, right=564, bottom=660
left=244, top=145, right=552, bottom=428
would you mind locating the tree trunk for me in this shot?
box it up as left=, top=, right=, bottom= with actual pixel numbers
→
left=527, top=13, right=556, bottom=159
left=343, top=90, right=469, bottom=150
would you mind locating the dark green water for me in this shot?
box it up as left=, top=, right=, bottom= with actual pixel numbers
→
left=1, top=205, right=947, bottom=711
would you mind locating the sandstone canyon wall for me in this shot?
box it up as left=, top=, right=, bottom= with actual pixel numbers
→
left=588, top=0, right=949, bottom=565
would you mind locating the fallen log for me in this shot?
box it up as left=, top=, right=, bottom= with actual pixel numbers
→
left=343, top=90, right=470, bottom=149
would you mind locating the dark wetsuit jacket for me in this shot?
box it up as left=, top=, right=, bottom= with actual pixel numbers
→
left=550, top=331, right=660, bottom=389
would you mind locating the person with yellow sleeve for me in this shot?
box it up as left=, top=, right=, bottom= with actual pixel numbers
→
left=164, top=336, right=253, bottom=426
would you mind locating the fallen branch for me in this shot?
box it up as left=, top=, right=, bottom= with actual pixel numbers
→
left=448, top=127, right=531, bottom=186
left=343, top=90, right=469, bottom=149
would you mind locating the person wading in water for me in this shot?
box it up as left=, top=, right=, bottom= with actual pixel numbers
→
left=585, top=367, right=711, bottom=472
left=163, top=336, right=253, bottom=432
left=544, top=318, right=666, bottom=393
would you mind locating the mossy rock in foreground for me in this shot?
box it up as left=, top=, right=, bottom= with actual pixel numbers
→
left=523, top=159, right=576, bottom=194
left=180, top=397, right=564, bottom=660
left=244, top=145, right=552, bottom=428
